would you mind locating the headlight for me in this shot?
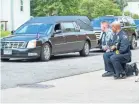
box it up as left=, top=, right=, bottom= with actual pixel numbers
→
left=27, top=40, right=36, bottom=48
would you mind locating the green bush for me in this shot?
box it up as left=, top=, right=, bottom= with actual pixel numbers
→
left=0, top=31, right=10, bottom=37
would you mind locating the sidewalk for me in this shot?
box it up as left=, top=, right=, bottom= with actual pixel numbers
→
left=1, top=69, right=139, bottom=103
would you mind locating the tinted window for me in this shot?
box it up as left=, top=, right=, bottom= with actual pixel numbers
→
left=122, top=17, right=129, bottom=26
left=73, top=22, right=80, bottom=31
left=92, top=17, right=116, bottom=29
left=15, top=23, right=52, bottom=35
left=77, top=19, right=92, bottom=30
left=62, top=22, right=75, bottom=32
left=54, top=24, right=61, bottom=31
left=134, top=20, right=139, bottom=25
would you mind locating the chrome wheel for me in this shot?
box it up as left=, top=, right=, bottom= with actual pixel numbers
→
left=80, top=41, right=90, bottom=56
left=40, top=43, right=51, bottom=61
left=43, top=45, right=51, bottom=60
left=131, top=36, right=137, bottom=49
left=84, top=42, right=89, bottom=55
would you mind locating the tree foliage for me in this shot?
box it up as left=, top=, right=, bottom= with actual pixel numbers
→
left=81, top=0, right=122, bottom=18
left=124, top=11, right=139, bottom=19
left=113, top=0, right=128, bottom=10
left=31, top=0, right=122, bottom=19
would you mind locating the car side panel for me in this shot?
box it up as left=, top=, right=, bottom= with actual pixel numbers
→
left=50, top=33, right=67, bottom=54
left=85, top=31, right=98, bottom=49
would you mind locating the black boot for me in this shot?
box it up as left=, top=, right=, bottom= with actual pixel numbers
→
left=133, top=63, right=139, bottom=76
left=114, top=72, right=126, bottom=79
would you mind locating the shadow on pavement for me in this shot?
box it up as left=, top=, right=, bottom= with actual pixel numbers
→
left=2, top=52, right=103, bottom=63
left=18, top=83, right=55, bottom=89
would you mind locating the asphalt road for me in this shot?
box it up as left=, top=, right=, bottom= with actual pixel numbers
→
left=1, top=40, right=139, bottom=89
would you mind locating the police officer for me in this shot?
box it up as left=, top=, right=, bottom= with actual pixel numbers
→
left=102, top=21, right=131, bottom=79
left=99, top=21, right=113, bottom=52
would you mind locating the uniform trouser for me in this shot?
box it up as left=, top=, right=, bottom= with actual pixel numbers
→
left=103, top=52, right=131, bottom=75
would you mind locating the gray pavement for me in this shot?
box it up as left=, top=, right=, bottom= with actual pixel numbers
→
left=1, top=40, right=139, bottom=89
left=1, top=70, right=139, bottom=103
left=1, top=41, right=139, bottom=103
left=1, top=50, right=104, bottom=89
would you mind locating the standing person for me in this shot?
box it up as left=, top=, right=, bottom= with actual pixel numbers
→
left=102, top=21, right=131, bottom=79
left=99, top=21, right=113, bottom=52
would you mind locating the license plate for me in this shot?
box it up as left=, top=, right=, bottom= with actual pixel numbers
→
left=3, top=49, right=12, bottom=55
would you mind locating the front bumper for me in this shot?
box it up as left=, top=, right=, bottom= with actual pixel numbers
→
left=1, top=47, right=41, bottom=59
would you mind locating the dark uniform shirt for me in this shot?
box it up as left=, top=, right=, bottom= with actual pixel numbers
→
left=113, top=30, right=131, bottom=55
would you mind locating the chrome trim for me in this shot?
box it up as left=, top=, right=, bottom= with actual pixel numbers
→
left=1, top=41, right=26, bottom=49
left=55, top=41, right=84, bottom=46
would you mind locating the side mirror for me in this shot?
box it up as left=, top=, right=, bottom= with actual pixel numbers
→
left=120, top=22, right=124, bottom=27
left=11, top=30, right=14, bottom=34
left=54, top=30, right=62, bottom=34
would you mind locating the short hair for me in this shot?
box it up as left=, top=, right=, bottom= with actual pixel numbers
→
left=111, top=21, right=121, bottom=27
left=111, top=21, right=121, bottom=29
left=101, top=21, right=109, bottom=24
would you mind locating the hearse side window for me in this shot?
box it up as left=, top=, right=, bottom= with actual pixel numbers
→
left=73, top=22, right=80, bottom=32
left=62, top=22, right=76, bottom=32
left=54, top=23, right=61, bottom=32
left=77, top=19, right=92, bottom=31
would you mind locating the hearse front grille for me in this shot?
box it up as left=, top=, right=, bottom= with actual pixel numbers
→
left=1, top=41, right=26, bottom=49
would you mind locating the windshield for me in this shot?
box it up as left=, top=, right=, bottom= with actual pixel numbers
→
left=92, top=17, right=116, bottom=28
left=15, top=23, right=52, bottom=35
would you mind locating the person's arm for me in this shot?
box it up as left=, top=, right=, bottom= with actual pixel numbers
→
left=107, top=31, right=114, bottom=46
left=118, top=35, right=130, bottom=54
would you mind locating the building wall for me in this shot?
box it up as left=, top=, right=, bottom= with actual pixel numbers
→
left=124, top=1, right=139, bottom=15
left=0, top=0, right=11, bottom=30
left=13, top=0, right=30, bottom=30
left=0, top=0, right=30, bottom=31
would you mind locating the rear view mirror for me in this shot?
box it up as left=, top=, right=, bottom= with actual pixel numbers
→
left=11, top=30, right=14, bottom=34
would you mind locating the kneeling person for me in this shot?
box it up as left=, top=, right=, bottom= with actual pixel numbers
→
left=102, top=21, right=131, bottom=79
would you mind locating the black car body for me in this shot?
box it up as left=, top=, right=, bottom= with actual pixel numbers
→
left=91, top=16, right=138, bottom=49
left=1, top=16, right=97, bottom=61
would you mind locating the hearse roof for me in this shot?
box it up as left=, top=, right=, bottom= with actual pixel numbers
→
left=26, top=16, right=91, bottom=25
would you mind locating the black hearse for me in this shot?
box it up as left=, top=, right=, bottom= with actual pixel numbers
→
left=1, top=16, right=98, bottom=61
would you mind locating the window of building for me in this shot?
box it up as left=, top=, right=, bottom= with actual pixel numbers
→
left=20, top=0, right=24, bottom=11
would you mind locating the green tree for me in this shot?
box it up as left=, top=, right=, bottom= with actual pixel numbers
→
left=124, top=11, right=131, bottom=16
left=132, top=14, right=139, bottom=19
left=31, top=0, right=63, bottom=16
left=113, top=0, right=128, bottom=11
left=81, top=0, right=122, bottom=19
left=31, top=0, right=122, bottom=19
left=31, top=0, right=82, bottom=16
left=59, top=0, right=82, bottom=15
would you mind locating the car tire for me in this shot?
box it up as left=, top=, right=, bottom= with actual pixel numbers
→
left=131, top=35, right=137, bottom=49
left=1, top=58, right=9, bottom=62
left=80, top=41, right=90, bottom=56
left=40, top=43, right=51, bottom=61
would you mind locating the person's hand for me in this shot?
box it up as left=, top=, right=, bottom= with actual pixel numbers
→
left=111, top=45, right=116, bottom=50
left=102, top=45, right=108, bottom=51
left=106, top=49, right=110, bottom=52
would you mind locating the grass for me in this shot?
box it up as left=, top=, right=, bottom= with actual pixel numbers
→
left=0, top=31, right=10, bottom=37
